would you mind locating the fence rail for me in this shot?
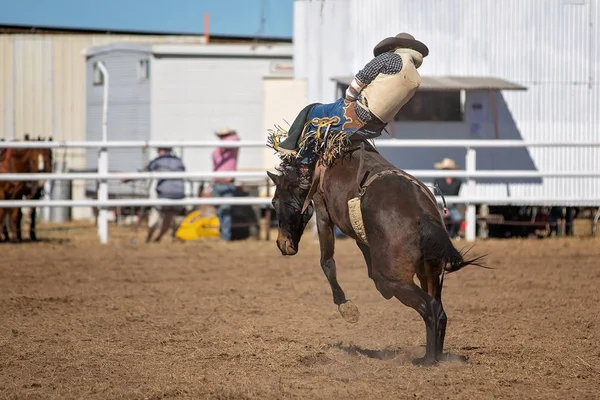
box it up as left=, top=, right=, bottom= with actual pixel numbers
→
left=2, top=139, right=600, bottom=243
left=2, top=139, right=600, bottom=149
left=2, top=170, right=600, bottom=181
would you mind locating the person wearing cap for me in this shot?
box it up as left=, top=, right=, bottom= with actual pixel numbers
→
left=212, top=127, right=240, bottom=241
left=138, top=147, right=186, bottom=243
left=270, top=33, right=429, bottom=183
left=433, top=157, right=464, bottom=239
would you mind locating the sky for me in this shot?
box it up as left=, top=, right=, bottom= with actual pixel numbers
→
left=1, top=0, right=295, bottom=38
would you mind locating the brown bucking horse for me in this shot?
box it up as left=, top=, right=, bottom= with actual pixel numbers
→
left=0, top=137, right=53, bottom=242
left=267, top=140, right=486, bottom=366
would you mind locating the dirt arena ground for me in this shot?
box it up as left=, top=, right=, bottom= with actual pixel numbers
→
left=1, top=223, right=600, bottom=399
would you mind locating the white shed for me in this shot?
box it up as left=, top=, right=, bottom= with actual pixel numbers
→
left=84, top=42, right=294, bottom=197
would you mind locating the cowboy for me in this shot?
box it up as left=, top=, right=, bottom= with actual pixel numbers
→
left=433, top=157, right=464, bottom=239
left=270, top=33, right=429, bottom=180
left=211, top=127, right=241, bottom=241
left=123, top=147, right=186, bottom=243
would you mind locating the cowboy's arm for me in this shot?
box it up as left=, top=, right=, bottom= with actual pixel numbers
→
left=344, top=52, right=404, bottom=100
left=121, top=159, right=154, bottom=183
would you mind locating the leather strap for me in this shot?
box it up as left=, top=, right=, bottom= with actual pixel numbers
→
left=301, top=162, right=326, bottom=214
left=359, top=168, right=438, bottom=210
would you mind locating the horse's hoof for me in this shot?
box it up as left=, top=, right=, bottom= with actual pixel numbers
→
left=338, top=300, right=360, bottom=323
left=412, top=356, right=439, bottom=367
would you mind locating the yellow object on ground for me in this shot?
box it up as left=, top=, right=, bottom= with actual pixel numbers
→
left=175, top=210, right=220, bottom=240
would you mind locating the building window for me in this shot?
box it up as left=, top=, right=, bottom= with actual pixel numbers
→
left=138, top=59, right=150, bottom=81
left=336, top=83, right=463, bottom=122
left=93, top=62, right=104, bottom=86
left=394, top=91, right=463, bottom=122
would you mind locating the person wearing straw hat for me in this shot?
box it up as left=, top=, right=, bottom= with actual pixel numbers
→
left=212, top=126, right=240, bottom=241
left=268, top=32, right=429, bottom=185
left=433, top=157, right=464, bottom=239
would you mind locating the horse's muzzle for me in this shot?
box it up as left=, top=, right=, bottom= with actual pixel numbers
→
left=276, top=233, right=297, bottom=256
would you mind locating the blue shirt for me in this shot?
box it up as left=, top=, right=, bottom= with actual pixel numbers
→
left=146, top=154, right=186, bottom=198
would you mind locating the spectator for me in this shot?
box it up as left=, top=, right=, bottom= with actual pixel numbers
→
left=212, top=127, right=240, bottom=241
left=433, top=157, right=464, bottom=239
left=142, top=147, right=186, bottom=243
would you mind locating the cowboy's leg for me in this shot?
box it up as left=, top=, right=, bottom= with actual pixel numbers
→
left=146, top=206, right=161, bottom=243
left=130, top=207, right=147, bottom=244
left=446, top=206, right=462, bottom=237
left=295, top=98, right=349, bottom=164
left=213, top=183, right=235, bottom=241
left=307, top=98, right=346, bottom=121
left=154, top=208, right=174, bottom=242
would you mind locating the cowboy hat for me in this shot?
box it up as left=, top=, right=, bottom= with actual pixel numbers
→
left=215, top=126, right=236, bottom=136
left=373, top=32, right=429, bottom=57
left=434, top=157, right=458, bottom=170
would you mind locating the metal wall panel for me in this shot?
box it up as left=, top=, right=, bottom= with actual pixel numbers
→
left=293, top=0, right=600, bottom=203
left=0, top=33, right=206, bottom=163
left=0, top=36, right=14, bottom=140
left=0, top=33, right=206, bottom=219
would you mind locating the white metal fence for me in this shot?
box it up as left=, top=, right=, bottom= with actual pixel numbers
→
left=2, top=139, right=600, bottom=243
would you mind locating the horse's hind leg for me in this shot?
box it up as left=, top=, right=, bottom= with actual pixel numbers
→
left=314, top=196, right=359, bottom=323
left=370, top=249, right=444, bottom=365
left=29, top=206, right=37, bottom=241
left=0, top=209, right=6, bottom=242
left=417, top=263, right=447, bottom=357
left=357, top=242, right=395, bottom=299
left=16, top=207, right=24, bottom=242
left=388, top=279, right=445, bottom=365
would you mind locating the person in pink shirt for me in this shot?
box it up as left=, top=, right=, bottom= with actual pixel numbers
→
left=212, top=127, right=240, bottom=240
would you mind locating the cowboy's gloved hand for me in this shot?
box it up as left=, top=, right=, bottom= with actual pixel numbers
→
left=345, top=87, right=357, bottom=101
left=344, top=77, right=365, bottom=101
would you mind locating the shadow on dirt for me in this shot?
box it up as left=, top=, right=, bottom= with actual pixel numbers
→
left=328, top=341, right=468, bottom=365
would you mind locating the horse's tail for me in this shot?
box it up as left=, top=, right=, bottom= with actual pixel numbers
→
left=418, top=211, right=488, bottom=273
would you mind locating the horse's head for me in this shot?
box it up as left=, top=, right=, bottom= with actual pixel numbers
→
left=33, top=137, right=53, bottom=173
left=267, top=164, right=314, bottom=256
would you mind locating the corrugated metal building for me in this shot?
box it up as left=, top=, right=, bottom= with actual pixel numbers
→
left=292, top=0, right=600, bottom=203
left=84, top=42, right=294, bottom=197
left=0, top=27, right=207, bottom=219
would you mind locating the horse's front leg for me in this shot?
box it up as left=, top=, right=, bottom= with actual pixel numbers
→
left=314, top=196, right=360, bottom=323
left=8, top=208, right=21, bottom=243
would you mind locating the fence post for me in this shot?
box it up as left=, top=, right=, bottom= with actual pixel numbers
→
left=465, top=147, right=477, bottom=241
left=97, top=61, right=109, bottom=244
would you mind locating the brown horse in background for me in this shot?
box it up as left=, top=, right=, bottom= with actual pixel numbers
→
left=267, top=140, right=487, bottom=366
left=0, top=137, right=53, bottom=242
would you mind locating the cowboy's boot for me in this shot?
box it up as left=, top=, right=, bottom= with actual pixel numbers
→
left=297, top=145, right=318, bottom=190
left=277, top=103, right=320, bottom=153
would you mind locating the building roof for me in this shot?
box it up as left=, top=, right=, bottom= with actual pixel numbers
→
left=331, top=75, right=527, bottom=91
left=0, top=23, right=292, bottom=44
left=84, top=41, right=293, bottom=59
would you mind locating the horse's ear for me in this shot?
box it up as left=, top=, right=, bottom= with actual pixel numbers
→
left=267, top=170, right=281, bottom=185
